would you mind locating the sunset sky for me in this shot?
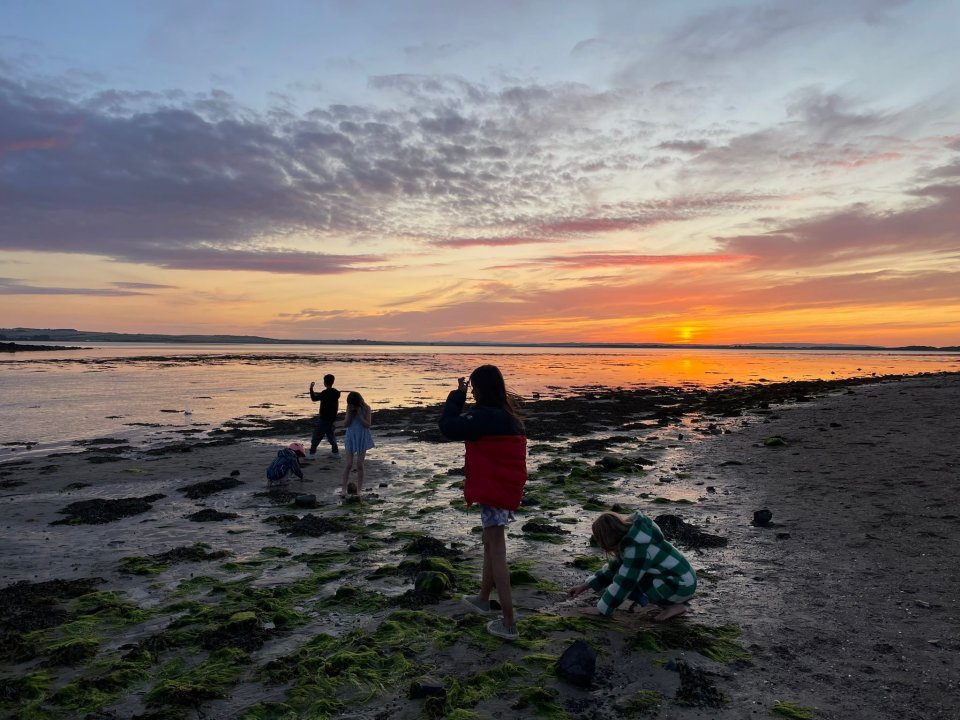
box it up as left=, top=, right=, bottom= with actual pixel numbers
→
left=2, top=0, right=959, bottom=345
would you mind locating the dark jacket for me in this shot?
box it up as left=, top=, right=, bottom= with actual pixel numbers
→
left=266, top=448, right=304, bottom=483
left=438, top=390, right=523, bottom=440
left=311, top=387, right=341, bottom=421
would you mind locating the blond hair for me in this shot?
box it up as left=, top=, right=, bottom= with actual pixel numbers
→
left=592, top=512, right=633, bottom=556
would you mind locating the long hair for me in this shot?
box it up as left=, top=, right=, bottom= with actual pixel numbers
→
left=346, top=391, right=367, bottom=410
left=591, top=512, right=633, bottom=556
left=469, top=364, right=523, bottom=425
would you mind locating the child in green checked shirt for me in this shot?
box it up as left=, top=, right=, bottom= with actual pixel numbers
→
left=567, top=511, right=697, bottom=621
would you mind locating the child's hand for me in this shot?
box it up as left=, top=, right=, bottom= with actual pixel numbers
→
left=457, top=377, right=469, bottom=392
left=567, top=583, right=589, bottom=599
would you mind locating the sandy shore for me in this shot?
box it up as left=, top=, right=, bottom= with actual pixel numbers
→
left=1, top=373, right=957, bottom=719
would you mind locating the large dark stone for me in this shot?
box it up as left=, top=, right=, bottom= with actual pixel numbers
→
left=409, top=678, right=447, bottom=699
left=556, top=639, right=596, bottom=688
left=294, top=494, right=318, bottom=508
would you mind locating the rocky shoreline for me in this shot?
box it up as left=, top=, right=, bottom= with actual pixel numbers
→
left=1, top=373, right=958, bottom=719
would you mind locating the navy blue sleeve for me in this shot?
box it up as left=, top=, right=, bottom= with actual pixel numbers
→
left=438, top=390, right=523, bottom=441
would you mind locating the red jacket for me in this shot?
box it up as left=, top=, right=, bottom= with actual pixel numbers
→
left=463, top=435, right=528, bottom=510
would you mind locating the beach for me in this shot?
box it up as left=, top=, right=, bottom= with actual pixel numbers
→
left=1, top=373, right=958, bottom=720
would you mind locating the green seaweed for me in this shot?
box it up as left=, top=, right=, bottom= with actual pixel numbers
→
left=509, top=561, right=562, bottom=591
left=517, top=613, right=608, bottom=643
left=0, top=671, right=53, bottom=705
left=570, top=554, right=606, bottom=571
left=429, top=661, right=528, bottom=717
left=260, top=546, right=291, bottom=557
left=73, top=590, right=152, bottom=624
left=629, top=623, right=749, bottom=663
left=146, top=647, right=250, bottom=706
left=117, top=556, right=169, bottom=575
left=48, top=656, right=152, bottom=712
left=512, top=685, right=568, bottom=719
left=250, top=611, right=454, bottom=717
left=293, top=548, right=352, bottom=568
left=772, top=700, right=815, bottom=719
left=43, top=636, right=100, bottom=666
left=316, top=584, right=390, bottom=613
left=612, top=688, right=664, bottom=716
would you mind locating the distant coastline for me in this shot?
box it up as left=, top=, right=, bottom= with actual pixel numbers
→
left=2, top=327, right=958, bottom=352
left=0, top=341, right=83, bottom=353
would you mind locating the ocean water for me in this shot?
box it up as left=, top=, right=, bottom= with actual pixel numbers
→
left=1, top=342, right=957, bottom=460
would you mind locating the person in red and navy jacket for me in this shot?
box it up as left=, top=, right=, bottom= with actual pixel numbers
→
left=439, top=364, right=527, bottom=641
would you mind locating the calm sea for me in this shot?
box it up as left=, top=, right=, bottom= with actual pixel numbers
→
left=2, top=342, right=957, bottom=460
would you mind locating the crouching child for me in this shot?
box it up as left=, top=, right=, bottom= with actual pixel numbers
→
left=266, top=442, right=306, bottom=486
left=568, top=511, right=697, bottom=621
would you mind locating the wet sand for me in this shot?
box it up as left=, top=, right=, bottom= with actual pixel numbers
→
left=1, top=373, right=958, bottom=719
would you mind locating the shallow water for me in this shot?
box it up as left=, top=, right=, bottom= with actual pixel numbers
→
left=2, top=342, right=956, bottom=459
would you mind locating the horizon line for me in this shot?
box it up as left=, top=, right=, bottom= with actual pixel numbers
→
left=2, top=328, right=959, bottom=352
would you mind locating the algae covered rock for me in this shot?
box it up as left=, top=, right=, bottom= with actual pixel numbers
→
left=414, top=571, right=450, bottom=596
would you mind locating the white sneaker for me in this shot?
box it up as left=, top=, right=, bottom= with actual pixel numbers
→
left=461, top=595, right=500, bottom=616
left=486, top=617, right=518, bottom=641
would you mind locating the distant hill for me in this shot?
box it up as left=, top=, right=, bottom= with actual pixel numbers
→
left=1, top=328, right=957, bottom=352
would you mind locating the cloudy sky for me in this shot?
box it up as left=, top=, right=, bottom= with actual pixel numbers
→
left=2, top=0, right=959, bottom=344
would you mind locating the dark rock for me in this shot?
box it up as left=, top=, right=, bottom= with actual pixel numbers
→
left=521, top=521, right=570, bottom=535
left=272, top=513, right=351, bottom=537
left=556, top=639, right=596, bottom=688
left=752, top=508, right=773, bottom=526
left=402, top=536, right=460, bottom=558
left=654, top=514, right=727, bottom=549
left=51, top=495, right=166, bottom=525
left=187, top=509, right=239, bottom=522
left=668, top=659, right=726, bottom=707
left=177, top=477, right=243, bottom=499
left=294, top=494, right=318, bottom=508
left=229, top=470, right=240, bottom=476
left=409, top=679, right=447, bottom=699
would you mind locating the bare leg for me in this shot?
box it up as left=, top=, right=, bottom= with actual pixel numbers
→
left=341, top=453, right=354, bottom=494
left=354, top=451, right=367, bottom=492
left=479, top=533, right=494, bottom=603
left=482, top=525, right=514, bottom=627
left=654, top=604, right=688, bottom=622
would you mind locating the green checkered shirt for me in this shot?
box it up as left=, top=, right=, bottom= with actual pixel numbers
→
left=588, top=513, right=697, bottom=615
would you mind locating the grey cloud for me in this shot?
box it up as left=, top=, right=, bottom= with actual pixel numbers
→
left=4, top=60, right=918, bottom=279
left=668, top=0, right=908, bottom=63
left=657, top=140, right=710, bottom=153
left=719, top=173, right=960, bottom=269
left=4, top=68, right=648, bottom=274
left=111, top=281, right=178, bottom=289
left=0, top=278, right=149, bottom=295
